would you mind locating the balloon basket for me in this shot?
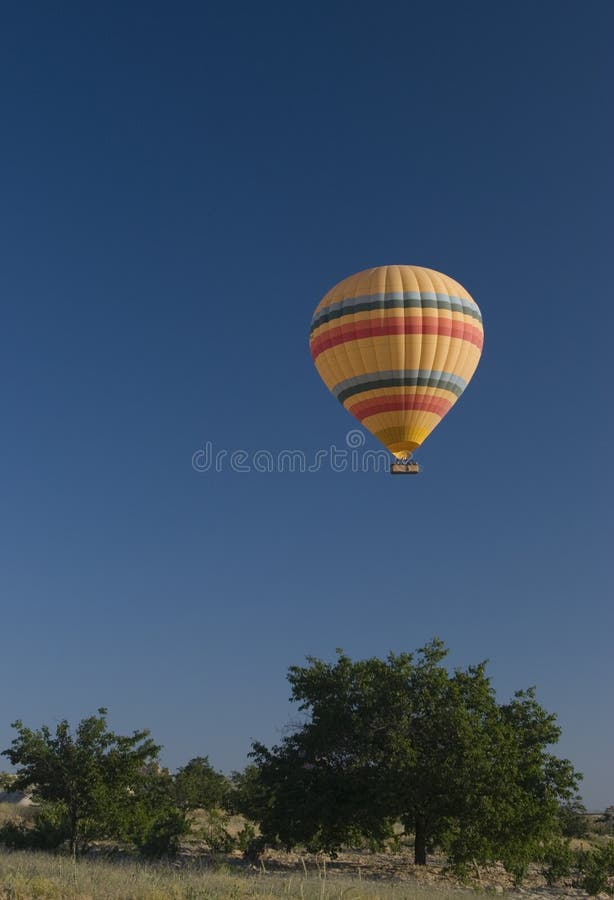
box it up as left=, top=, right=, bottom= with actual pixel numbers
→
left=390, top=460, right=420, bottom=475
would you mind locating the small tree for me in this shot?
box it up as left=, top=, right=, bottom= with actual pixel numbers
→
left=112, top=761, right=189, bottom=857
left=174, top=756, right=227, bottom=811
left=3, top=708, right=160, bottom=856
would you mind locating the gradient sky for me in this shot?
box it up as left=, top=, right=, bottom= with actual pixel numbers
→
left=1, top=2, right=612, bottom=809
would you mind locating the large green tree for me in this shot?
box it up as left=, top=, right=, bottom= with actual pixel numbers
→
left=3, top=708, right=161, bottom=856
left=250, top=640, right=581, bottom=868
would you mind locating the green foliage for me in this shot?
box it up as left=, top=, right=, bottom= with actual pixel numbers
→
left=249, top=639, right=581, bottom=868
left=578, top=844, right=614, bottom=895
left=228, top=765, right=266, bottom=820
left=441, top=686, right=580, bottom=872
left=235, top=821, right=257, bottom=853
left=500, top=836, right=550, bottom=886
left=110, top=761, right=189, bottom=857
left=174, top=756, right=227, bottom=811
left=134, top=806, right=189, bottom=858
left=0, top=804, right=70, bottom=851
left=2, top=708, right=161, bottom=856
left=541, top=839, right=575, bottom=885
left=387, top=832, right=404, bottom=854
left=559, top=798, right=589, bottom=838
left=196, top=808, right=236, bottom=853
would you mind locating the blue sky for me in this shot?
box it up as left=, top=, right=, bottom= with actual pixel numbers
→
left=0, top=2, right=612, bottom=809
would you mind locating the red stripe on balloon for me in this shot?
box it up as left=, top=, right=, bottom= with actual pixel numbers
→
left=310, top=317, right=483, bottom=359
left=347, top=394, right=453, bottom=420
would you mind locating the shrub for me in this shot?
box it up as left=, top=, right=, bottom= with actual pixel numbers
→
left=499, top=839, right=541, bottom=887
left=236, top=821, right=257, bottom=853
left=201, top=809, right=236, bottom=853
left=578, top=844, right=614, bottom=895
left=580, top=861, right=609, bottom=896
left=0, top=820, right=30, bottom=849
left=503, top=856, right=530, bottom=887
left=0, top=806, right=69, bottom=851
left=542, top=839, right=575, bottom=885
left=135, top=808, right=189, bottom=859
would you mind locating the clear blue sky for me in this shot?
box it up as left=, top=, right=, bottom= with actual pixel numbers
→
left=1, top=2, right=612, bottom=809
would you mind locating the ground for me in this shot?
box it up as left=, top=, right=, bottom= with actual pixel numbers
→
left=1, top=805, right=613, bottom=899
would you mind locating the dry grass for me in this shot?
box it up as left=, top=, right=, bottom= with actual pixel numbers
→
left=0, top=849, right=475, bottom=900
left=0, top=805, right=37, bottom=828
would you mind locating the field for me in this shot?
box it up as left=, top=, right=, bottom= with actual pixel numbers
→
left=0, top=849, right=478, bottom=900
left=0, top=804, right=612, bottom=899
left=0, top=843, right=605, bottom=900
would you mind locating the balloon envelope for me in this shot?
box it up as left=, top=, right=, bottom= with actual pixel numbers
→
left=309, top=265, right=484, bottom=459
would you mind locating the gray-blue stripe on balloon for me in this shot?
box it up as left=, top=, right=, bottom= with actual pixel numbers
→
left=333, top=370, right=468, bottom=405
left=310, top=291, right=482, bottom=334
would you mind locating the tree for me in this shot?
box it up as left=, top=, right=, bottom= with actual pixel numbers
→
left=439, top=685, right=580, bottom=879
left=250, top=640, right=581, bottom=869
left=115, top=761, right=190, bottom=858
left=228, top=764, right=268, bottom=819
left=3, top=708, right=161, bottom=856
left=173, top=756, right=227, bottom=811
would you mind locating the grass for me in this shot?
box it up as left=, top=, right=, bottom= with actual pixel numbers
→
left=0, top=806, right=36, bottom=828
left=0, top=849, right=475, bottom=900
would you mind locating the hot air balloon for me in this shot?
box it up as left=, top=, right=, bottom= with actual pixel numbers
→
left=309, top=265, right=484, bottom=474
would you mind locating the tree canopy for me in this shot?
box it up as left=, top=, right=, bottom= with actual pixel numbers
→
left=174, top=756, right=228, bottom=811
left=249, top=639, right=581, bottom=868
left=3, top=708, right=161, bottom=856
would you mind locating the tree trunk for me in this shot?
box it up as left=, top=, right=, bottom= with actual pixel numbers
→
left=414, top=816, right=427, bottom=865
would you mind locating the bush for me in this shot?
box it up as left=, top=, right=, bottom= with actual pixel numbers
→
left=0, top=820, right=31, bottom=849
left=135, top=808, right=189, bottom=859
left=578, top=844, right=614, bottom=896
left=542, top=839, right=575, bottom=885
left=580, top=861, right=609, bottom=896
left=503, top=857, right=530, bottom=887
left=236, top=821, right=257, bottom=853
left=0, top=806, right=69, bottom=851
left=499, top=841, right=540, bottom=887
left=200, top=809, right=236, bottom=853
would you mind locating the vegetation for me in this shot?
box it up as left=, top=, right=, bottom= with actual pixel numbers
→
left=559, top=798, right=589, bottom=838
left=174, top=756, right=228, bottom=812
left=0, top=848, right=468, bottom=900
left=541, top=838, right=576, bottom=885
left=576, top=843, right=614, bottom=895
left=0, top=640, right=612, bottom=896
left=248, top=639, right=581, bottom=872
left=2, top=709, right=162, bottom=857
